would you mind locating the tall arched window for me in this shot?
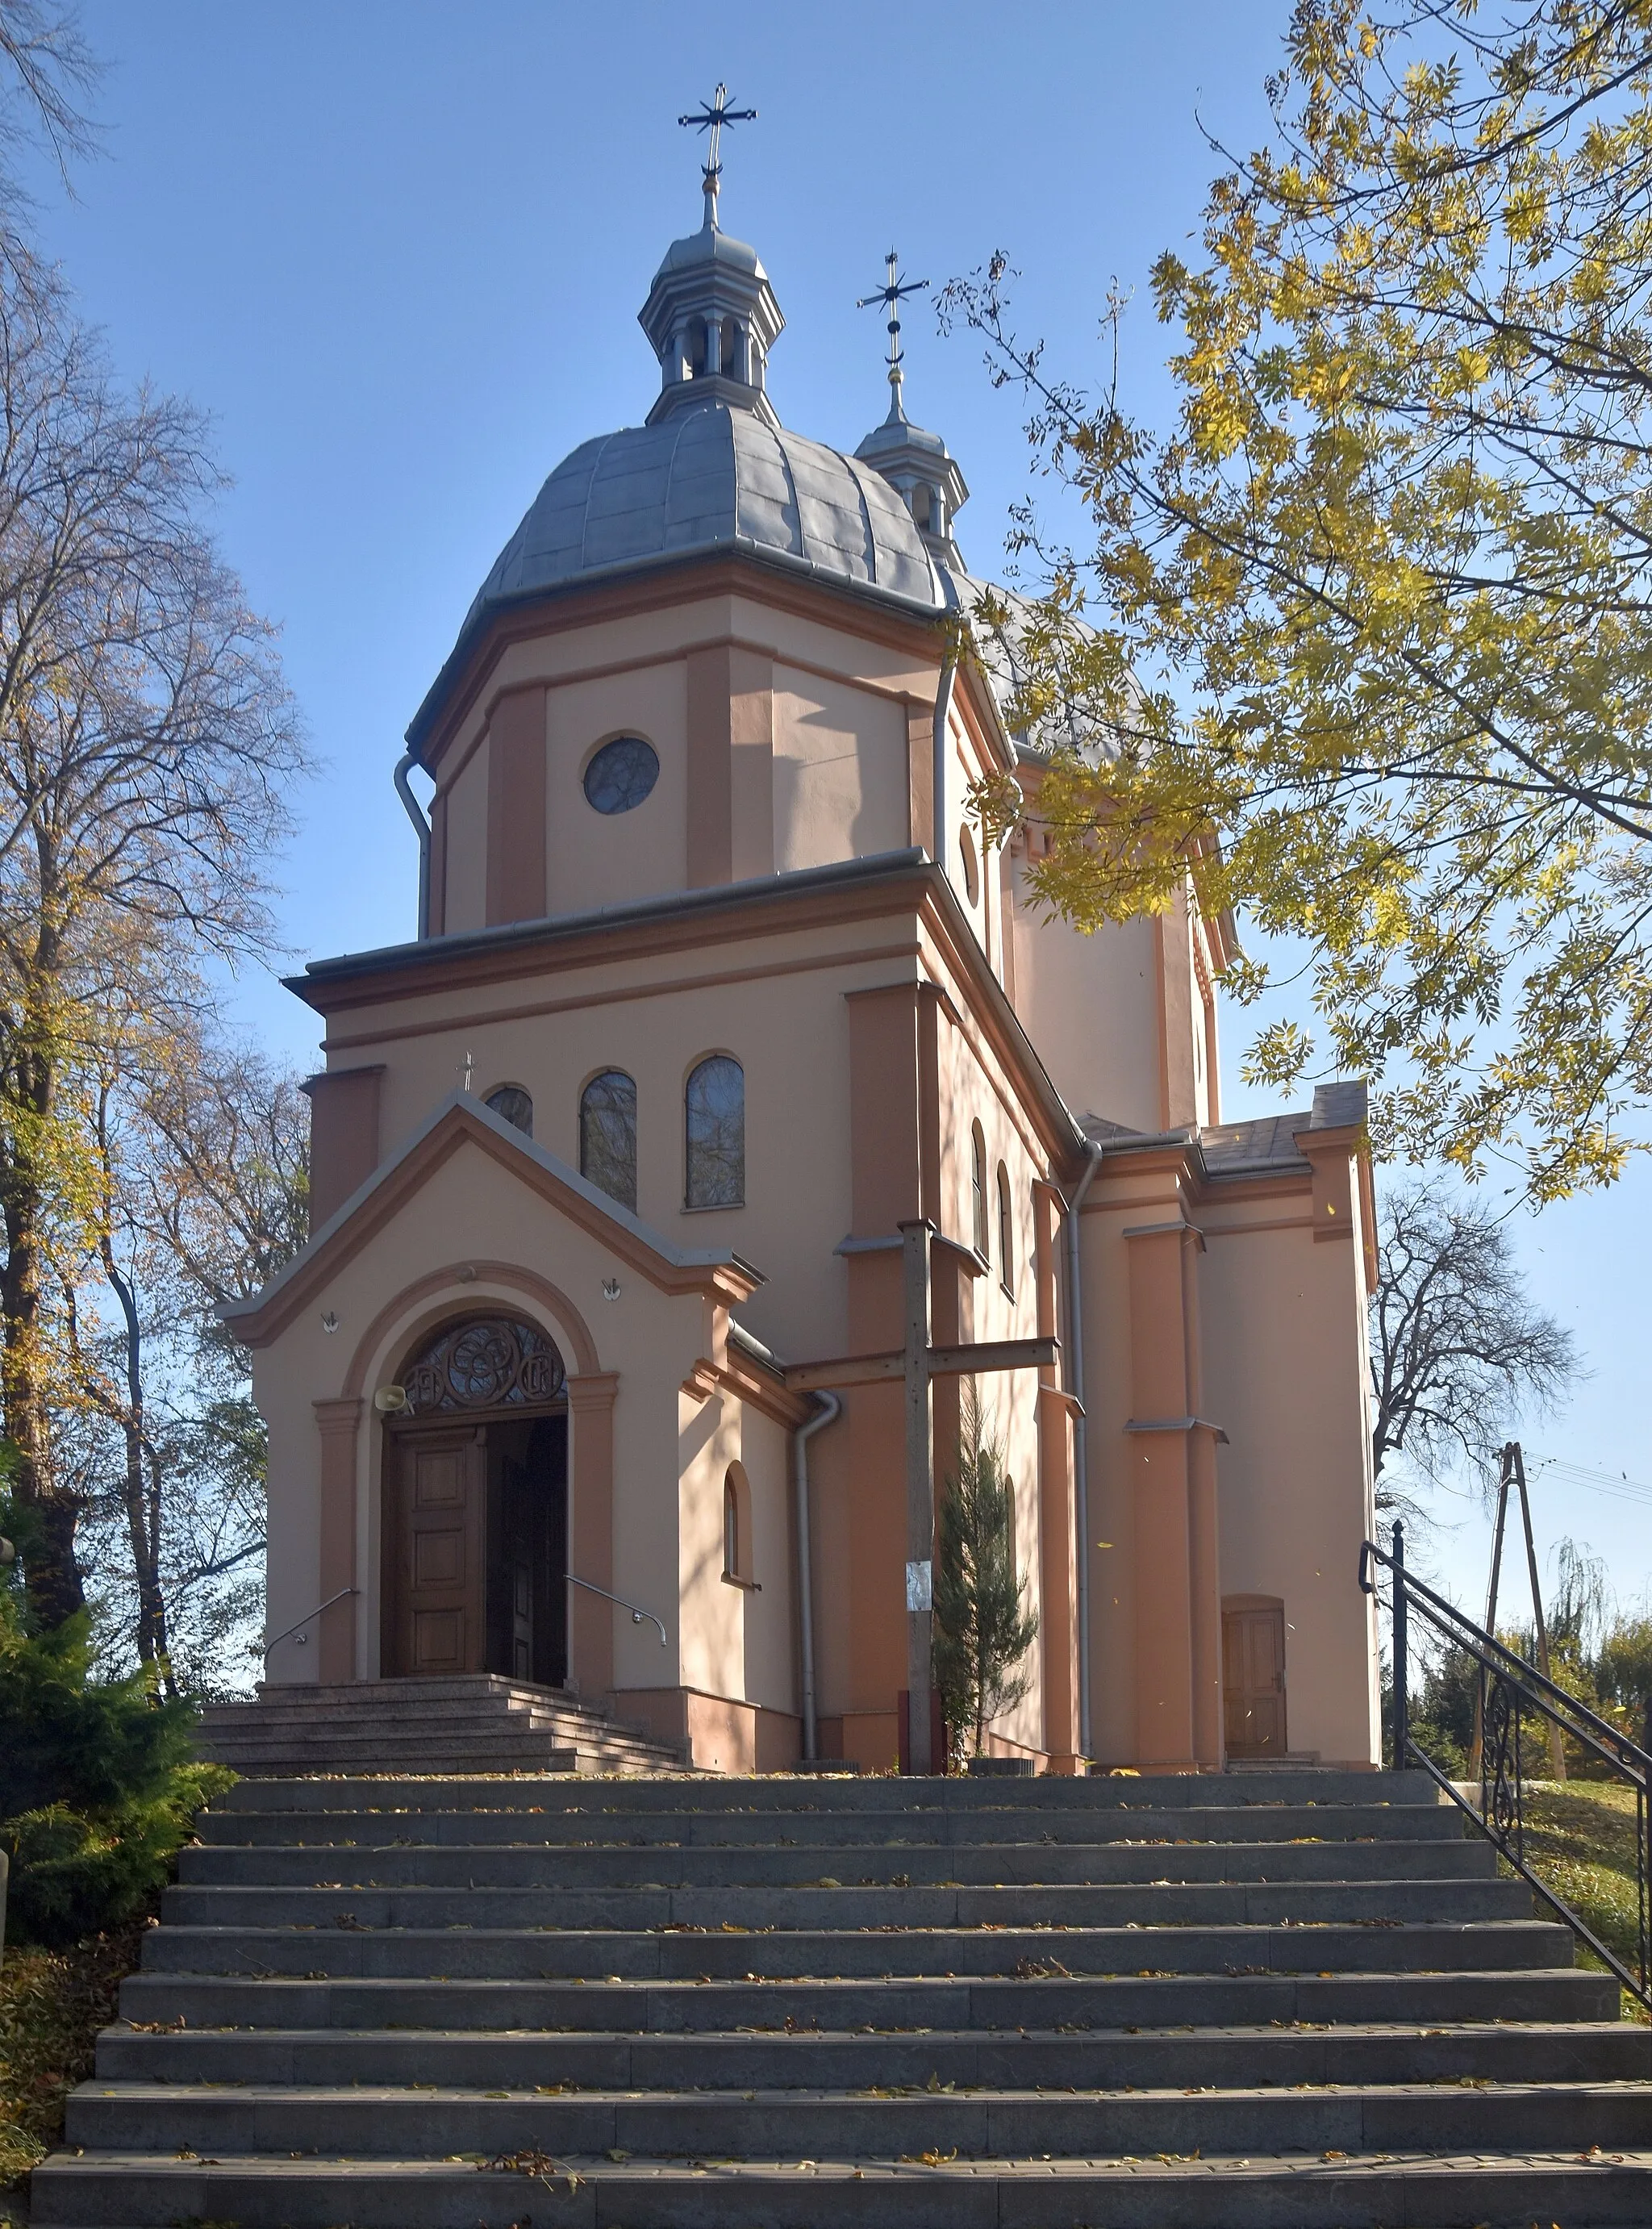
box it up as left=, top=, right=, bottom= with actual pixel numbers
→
left=486, top=1084, right=533, bottom=1136
left=580, top=1070, right=637, bottom=1212
left=970, top=1121, right=988, bottom=1259
left=997, top=1163, right=1014, bottom=1297
left=722, top=1461, right=753, bottom=1584
left=686, top=1055, right=744, bottom=1208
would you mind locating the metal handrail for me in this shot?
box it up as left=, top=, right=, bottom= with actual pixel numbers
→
left=1362, top=1523, right=1651, bottom=2007
left=262, top=1587, right=359, bottom=1659
left=567, top=1573, right=668, bottom=1647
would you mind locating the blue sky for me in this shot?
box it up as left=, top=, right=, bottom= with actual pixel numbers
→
left=23, top=0, right=1652, bottom=1623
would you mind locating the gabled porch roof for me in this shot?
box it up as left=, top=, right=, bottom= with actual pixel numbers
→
left=221, top=1090, right=764, bottom=1349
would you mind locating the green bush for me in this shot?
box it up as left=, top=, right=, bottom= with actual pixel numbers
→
left=0, top=1548, right=232, bottom=1949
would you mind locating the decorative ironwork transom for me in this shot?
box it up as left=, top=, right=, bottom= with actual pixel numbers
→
left=403, top=1317, right=566, bottom=1414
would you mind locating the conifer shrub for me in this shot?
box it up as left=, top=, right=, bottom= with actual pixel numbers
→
left=932, top=1383, right=1038, bottom=1767
left=0, top=1498, right=232, bottom=1950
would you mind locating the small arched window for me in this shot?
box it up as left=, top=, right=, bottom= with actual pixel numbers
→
left=997, top=1163, right=1014, bottom=1297
left=970, top=1121, right=988, bottom=1259
left=580, top=1070, right=637, bottom=1213
left=960, top=824, right=980, bottom=906
left=686, top=1054, right=744, bottom=1208
left=486, top=1084, right=533, bottom=1137
left=723, top=1462, right=752, bottom=1584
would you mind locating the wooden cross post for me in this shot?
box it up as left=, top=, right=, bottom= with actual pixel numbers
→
left=783, top=1218, right=1062, bottom=1775
left=903, top=1221, right=936, bottom=1772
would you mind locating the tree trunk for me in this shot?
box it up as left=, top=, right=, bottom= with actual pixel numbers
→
left=0, top=983, right=83, bottom=1626
left=107, top=1246, right=170, bottom=1681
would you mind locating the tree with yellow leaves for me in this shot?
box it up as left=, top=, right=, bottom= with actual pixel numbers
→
left=944, top=0, right=1652, bottom=1201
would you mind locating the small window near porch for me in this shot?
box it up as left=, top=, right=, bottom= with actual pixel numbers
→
left=997, top=1163, right=1014, bottom=1298
left=723, top=1461, right=756, bottom=1588
left=971, top=1122, right=988, bottom=1259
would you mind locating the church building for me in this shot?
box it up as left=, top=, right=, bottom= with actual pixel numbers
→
left=226, top=130, right=1381, bottom=1775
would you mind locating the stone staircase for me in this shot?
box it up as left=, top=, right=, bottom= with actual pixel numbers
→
left=194, top=1675, right=686, bottom=1776
left=33, top=1768, right=1652, bottom=2225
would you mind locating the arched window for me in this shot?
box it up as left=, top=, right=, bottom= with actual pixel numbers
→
left=486, top=1084, right=532, bottom=1137
left=959, top=824, right=980, bottom=906
left=997, top=1163, right=1014, bottom=1297
left=686, top=1054, right=744, bottom=1208
left=722, top=1461, right=752, bottom=1584
left=579, top=1070, right=637, bottom=1213
left=970, top=1121, right=988, bottom=1259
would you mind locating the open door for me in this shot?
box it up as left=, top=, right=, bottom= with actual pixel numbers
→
left=383, top=1426, right=486, bottom=1676
left=1223, top=1594, right=1287, bottom=1758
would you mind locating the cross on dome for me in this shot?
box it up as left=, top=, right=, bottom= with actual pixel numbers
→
left=853, top=244, right=969, bottom=566
left=678, top=82, right=757, bottom=232
left=857, top=249, right=929, bottom=426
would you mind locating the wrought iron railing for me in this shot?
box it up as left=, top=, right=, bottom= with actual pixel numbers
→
left=1361, top=1522, right=1652, bottom=2008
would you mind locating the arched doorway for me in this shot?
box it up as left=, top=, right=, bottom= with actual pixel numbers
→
left=380, top=1315, right=569, bottom=1684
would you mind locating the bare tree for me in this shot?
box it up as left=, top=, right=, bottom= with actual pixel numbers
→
left=58, top=1005, right=307, bottom=1680
left=0, top=239, right=306, bottom=1626
left=1370, top=1183, right=1581, bottom=1513
left=0, top=0, right=98, bottom=202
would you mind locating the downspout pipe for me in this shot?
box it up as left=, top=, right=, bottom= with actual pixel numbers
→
left=794, top=1391, right=841, bottom=1762
left=1066, top=1141, right=1104, bottom=1759
left=394, top=749, right=432, bottom=940
left=932, top=565, right=961, bottom=867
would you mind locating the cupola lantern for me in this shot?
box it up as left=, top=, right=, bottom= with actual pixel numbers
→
left=640, top=84, right=785, bottom=429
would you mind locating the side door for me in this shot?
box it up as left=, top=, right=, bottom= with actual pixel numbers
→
left=1222, top=1597, right=1287, bottom=1757
left=384, top=1426, right=486, bottom=1677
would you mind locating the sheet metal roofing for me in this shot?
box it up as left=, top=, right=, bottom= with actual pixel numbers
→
left=463, top=400, right=941, bottom=628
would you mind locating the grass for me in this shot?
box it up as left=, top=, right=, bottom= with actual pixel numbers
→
left=1517, top=1778, right=1651, bottom=2019
left=0, top=1922, right=144, bottom=2214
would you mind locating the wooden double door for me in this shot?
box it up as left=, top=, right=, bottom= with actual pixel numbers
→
left=382, top=1412, right=568, bottom=1683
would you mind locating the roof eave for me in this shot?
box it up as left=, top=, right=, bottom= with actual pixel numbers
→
left=407, top=539, right=946, bottom=766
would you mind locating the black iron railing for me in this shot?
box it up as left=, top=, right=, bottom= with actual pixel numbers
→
left=1361, top=1522, right=1652, bottom=2008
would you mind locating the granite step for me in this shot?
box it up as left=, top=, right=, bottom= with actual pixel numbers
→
left=132, top=1915, right=1576, bottom=1979
left=63, top=2075, right=1652, bottom=2159
left=207, top=1767, right=1440, bottom=1810
left=115, top=1962, right=1621, bottom=2031
left=33, top=2148, right=1652, bottom=2229
left=156, top=1873, right=1534, bottom=1931
left=95, top=2016, right=1652, bottom=2089
left=198, top=1798, right=1471, bottom=1847
left=171, top=1835, right=1498, bottom=1889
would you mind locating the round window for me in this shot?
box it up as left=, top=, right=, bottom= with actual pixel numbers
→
left=583, top=736, right=659, bottom=815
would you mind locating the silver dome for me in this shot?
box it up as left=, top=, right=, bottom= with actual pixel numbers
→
left=464, top=399, right=942, bottom=626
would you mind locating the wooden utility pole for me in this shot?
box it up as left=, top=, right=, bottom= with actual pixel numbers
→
left=1470, top=1442, right=1566, bottom=1783
left=1509, top=1442, right=1567, bottom=1782
left=1467, top=1456, right=1510, bottom=1781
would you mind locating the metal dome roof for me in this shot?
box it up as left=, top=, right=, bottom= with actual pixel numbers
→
left=462, top=399, right=942, bottom=628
